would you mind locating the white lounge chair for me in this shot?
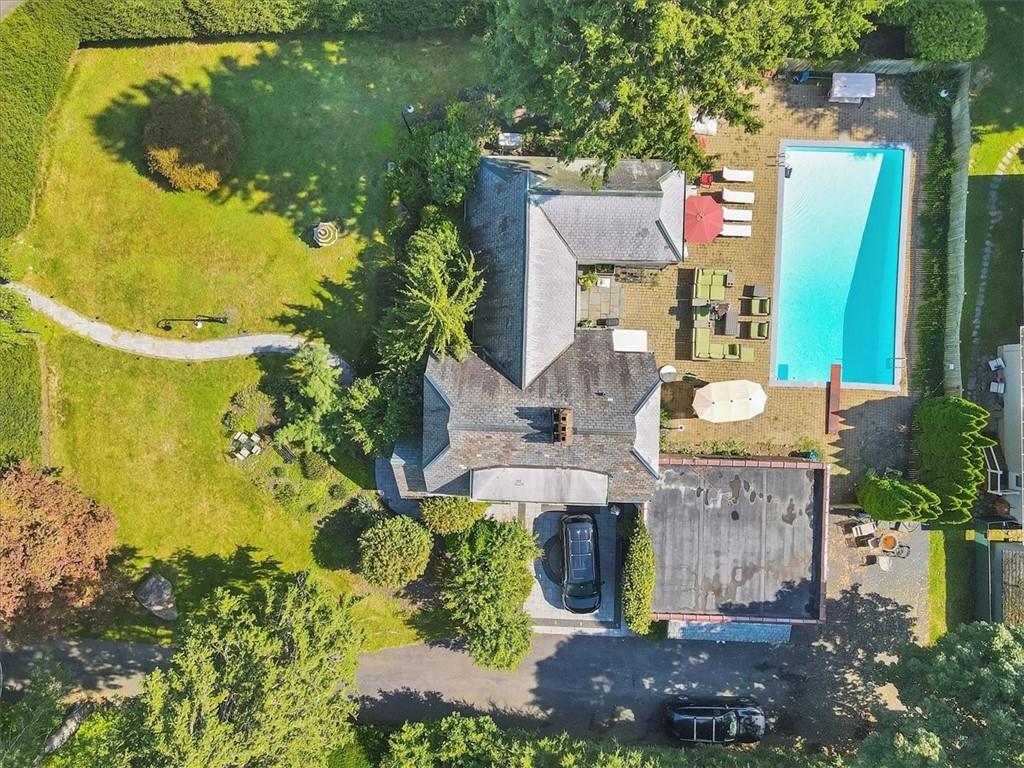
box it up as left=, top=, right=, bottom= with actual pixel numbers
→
left=722, top=206, right=753, bottom=222
left=721, top=223, right=752, bottom=237
left=722, top=188, right=755, bottom=205
left=723, top=166, right=754, bottom=183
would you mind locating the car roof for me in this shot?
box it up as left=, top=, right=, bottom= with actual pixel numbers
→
left=566, top=520, right=595, bottom=583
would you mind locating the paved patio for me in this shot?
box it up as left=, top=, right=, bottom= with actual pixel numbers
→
left=620, top=77, right=934, bottom=500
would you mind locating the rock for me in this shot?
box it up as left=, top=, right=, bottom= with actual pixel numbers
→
left=136, top=573, right=178, bottom=620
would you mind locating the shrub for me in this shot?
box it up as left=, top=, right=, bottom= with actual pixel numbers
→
left=907, top=0, right=987, bottom=62
left=621, top=516, right=656, bottom=635
left=347, top=492, right=388, bottom=529
left=184, top=0, right=321, bottom=36
left=143, top=94, right=241, bottom=192
left=0, top=287, right=30, bottom=350
left=358, top=515, right=432, bottom=588
left=0, top=462, right=117, bottom=629
left=222, top=385, right=276, bottom=434
left=857, top=469, right=942, bottom=522
left=441, top=520, right=538, bottom=670
left=915, top=396, right=994, bottom=523
left=420, top=495, right=487, bottom=535
left=300, top=451, right=330, bottom=481
left=900, top=69, right=958, bottom=116
left=340, top=369, right=420, bottom=456
left=273, top=481, right=299, bottom=505
left=69, top=0, right=195, bottom=41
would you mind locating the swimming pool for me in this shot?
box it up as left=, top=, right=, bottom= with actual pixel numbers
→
left=771, top=142, right=909, bottom=388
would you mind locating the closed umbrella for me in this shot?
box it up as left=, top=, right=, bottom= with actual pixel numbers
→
left=692, top=380, right=767, bottom=423
left=684, top=194, right=724, bottom=243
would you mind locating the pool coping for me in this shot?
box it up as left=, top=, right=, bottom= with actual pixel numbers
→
left=769, top=139, right=912, bottom=392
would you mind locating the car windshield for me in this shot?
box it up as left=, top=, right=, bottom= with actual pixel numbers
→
left=566, top=581, right=597, bottom=597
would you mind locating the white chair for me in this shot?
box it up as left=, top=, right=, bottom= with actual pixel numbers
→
left=722, top=207, right=753, bottom=222
left=990, top=381, right=1006, bottom=394
left=849, top=522, right=876, bottom=539
left=723, top=167, right=754, bottom=183
left=720, top=223, right=752, bottom=237
left=722, top=188, right=755, bottom=205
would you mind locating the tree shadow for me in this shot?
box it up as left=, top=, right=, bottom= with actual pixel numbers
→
left=830, top=395, right=915, bottom=502
left=312, top=504, right=362, bottom=571
left=356, top=687, right=549, bottom=733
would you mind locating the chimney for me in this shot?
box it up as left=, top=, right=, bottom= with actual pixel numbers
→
left=552, top=408, right=573, bottom=445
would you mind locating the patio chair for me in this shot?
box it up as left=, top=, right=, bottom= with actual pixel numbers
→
left=709, top=284, right=726, bottom=301
left=991, top=381, right=1006, bottom=394
left=739, top=346, right=755, bottom=363
left=722, top=206, right=753, bottom=222
left=723, top=310, right=739, bottom=336
left=751, top=297, right=771, bottom=315
left=723, top=167, right=755, bottom=183
left=722, top=188, right=755, bottom=204
left=693, top=304, right=712, bottom=323
left=709, top=342, right=726, bottom=360
left=724, top=343, right=741, bottom=360
left=721, top=223, right=752, bottom=237
left=694, top=282, right=711, bottom=300
left=748, top=320, right=770, bottom=340
left=693, top=327, right=712, bottom=359
left=893, top=544, right=911, bottom=559
left=232, top=431, right=243, bottom=442
left=696, top=268, right=713, bottom=285
left=848, top=522, right=876, bottom=539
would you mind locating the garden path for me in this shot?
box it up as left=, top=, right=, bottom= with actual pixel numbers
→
left=9, top=283, right=351, bottom=378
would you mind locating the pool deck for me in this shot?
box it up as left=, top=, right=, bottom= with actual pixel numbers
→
left=620, top=77, right=934, bottom=500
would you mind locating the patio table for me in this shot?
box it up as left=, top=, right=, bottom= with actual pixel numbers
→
left=752, top=284, right=768, bottom=298
left=723, top=310, right=739, bottom=336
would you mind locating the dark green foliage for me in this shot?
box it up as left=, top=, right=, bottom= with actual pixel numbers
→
left=222, top=385, right=277, bottom=434
left=907, top=0, right=987, bottom=62
left=45, top=701, right=143, bottom=768
left=912, top=117, right=955, bottom=394
left=0, top=0, right=79, bottom=238
left=339, top=368, right=420, bottom=456
left=914, top=396, right=994, bottom=524
left=856, top=622, right=1024, bottom=768
left=0, top=287, right=30, bottom=350
left=441, top=520, right=538, bottom=670
left=69, top=0, right=195, bottom=41
left=184, top=0, right=322, bottom=35
left=358, top=515, right=433, bottom=588
left=300, top=451, right=330, bottom=480
left=857, top=469, right=941, bottom=521
left=0, top=657, right=66, bottom=768
left=276, top=343, right=344, bottom=454
left=621, top=516, right=655, bottom=635
left=420, top=495, right=487, bottom=535
left=144, top=94, right=241, bottom=191
left=900, top=70, right=958, bottom=117
left=0, top=343, right=43, bottom=463
left=346, top=492, right=388, bottom=528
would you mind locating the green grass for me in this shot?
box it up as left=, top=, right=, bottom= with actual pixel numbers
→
left=41, top=324, right=422, bottom=650
left=0, top=341, right=43, bottom=463
left=928, top=528, right=975, bottom=642
left=8, top=33, right=486, bottom=369
left=959, top=2, right=1024, bottom=366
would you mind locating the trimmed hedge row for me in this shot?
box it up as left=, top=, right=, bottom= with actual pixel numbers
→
left=0, top=0, right=490, bottom=238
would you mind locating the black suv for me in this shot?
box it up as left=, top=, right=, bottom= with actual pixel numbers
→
left=665, top=696, right=765, bottom=745
left=560, top=513, right=601, bottom=614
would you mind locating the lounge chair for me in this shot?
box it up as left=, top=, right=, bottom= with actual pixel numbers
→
left=748, top=320, right=770, bottom=340
left=694, top=282, right=710, bottom=300
left=721, top=223, right=752, bottom=237
left=709, top=284, right=726, bottom=301
left=751, top=297, right=771, bottom=316
left=722, top=207, right=753, bottom=222
left=724, top=343, right=741, bottom=361
left=722, top=188, right=755, bottom=205
left=709, top=342, right=726, bottom=360
left=723, top=167, right=754, bottom=183
left=696, top=269, right=713, bottom=285
left=693, top=327, right=712, bottom=359
left=739, top=346, right=755, bottom=363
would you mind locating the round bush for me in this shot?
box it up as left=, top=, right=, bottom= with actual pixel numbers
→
left=900, top=70, right=958, bottom=116
left=300, top=451, right=330, bottom=481
left=358, top=515, right=432, bottom=589
left=223, top=385, right=275, bottom=433
left=907, top=0, right=987, bottom=63
left=420, top=495, right=487, bottom=535
left=143, top=94, right=241, bottom=191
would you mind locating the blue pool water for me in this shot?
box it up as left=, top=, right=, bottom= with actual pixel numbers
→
left=773, top=145, right=906, bottom=386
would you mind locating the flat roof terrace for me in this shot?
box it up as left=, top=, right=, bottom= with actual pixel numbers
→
left=648, top=458, right=828, bottom=623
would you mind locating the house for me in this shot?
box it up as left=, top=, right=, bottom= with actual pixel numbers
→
left=386, top=156, right=686, bottom=506
left=985, top=328, right=1024, bottom=517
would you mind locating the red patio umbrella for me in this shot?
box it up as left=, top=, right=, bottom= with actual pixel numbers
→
left=684, top=194, right=724, bottom=243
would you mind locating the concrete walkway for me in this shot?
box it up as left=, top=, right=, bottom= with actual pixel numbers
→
left=9, top=284, right=350, bottom=377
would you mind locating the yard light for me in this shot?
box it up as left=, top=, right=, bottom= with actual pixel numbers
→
left=401, top=104, right=415, bottom=135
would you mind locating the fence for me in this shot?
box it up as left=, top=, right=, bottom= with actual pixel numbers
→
left=945, top=63, right=972, bottom=396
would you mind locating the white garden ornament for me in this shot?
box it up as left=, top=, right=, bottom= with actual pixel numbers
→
left=313, top=220, right=340, bottom=247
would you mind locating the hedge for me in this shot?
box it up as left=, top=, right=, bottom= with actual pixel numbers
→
left=621, top=516, right=656, bottom=635
left=0, top=0, right=490, bottom=239
left=907, top=0, right=987, bottom=63
left=856, top=469, right=941, bottom=522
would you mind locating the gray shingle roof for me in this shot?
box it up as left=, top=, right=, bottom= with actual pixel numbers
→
left=421, top=330, right=661, bottom=503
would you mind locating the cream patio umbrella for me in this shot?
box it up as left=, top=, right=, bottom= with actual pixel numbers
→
left=692, top=380, right=767, bottom=423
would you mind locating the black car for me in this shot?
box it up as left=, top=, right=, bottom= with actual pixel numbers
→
left=560, top=513, right=601, bottom=614
left=665, top=696, right=765, bottom=745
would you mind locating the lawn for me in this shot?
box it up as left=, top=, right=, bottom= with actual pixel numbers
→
left=959, top=2, right=1024, bottom=366
left=8, top=33, right=486, bottom=369
left=928, top=529, right=974, bottom=642
left=0, top=341, right=43, bottom=463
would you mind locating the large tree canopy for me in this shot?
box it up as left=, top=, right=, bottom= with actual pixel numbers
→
left=491, top=0, right=889, bottom=175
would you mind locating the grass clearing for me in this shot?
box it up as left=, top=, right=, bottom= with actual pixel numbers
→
left=8, top=34, right=486, bottom=369
left=0, top=341, right=43, bottom=463
left=928, top=528, right=975, bottom=642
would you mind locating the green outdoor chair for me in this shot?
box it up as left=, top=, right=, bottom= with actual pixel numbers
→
left=693, top=327, right=712, bottom=359
left=725, top=343, right=741, bottom=360
left=696, top=269, right=713, bottom=286
left=709, top=284, right=726, bottom=301
left=709, top=342, right=725, bottom=360
left=740, top=346, right=755, bottom=363
left=751, top=297, right=771, bottom=316
left=750, top=321, right=770, bottom=340
left=694, top=283, right=711, bottom=300
left=693, top=305, right=712, bottom=323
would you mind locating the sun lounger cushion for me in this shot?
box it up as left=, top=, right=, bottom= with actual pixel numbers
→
left=723, top=167, right=755, bottom=183
left=740, top=346, right=755, bottom=363
left=693, top=327, right=712, bottom=359
left=721, top=223, right=752, bottom=237
left=709, top=284, right=725, bottom=301
left=709, top=342, right=725, bottom=360
left=722, top=188, right=755, bottom=205
left=752, top=298, right=771, bottom=315
left=722, top=206, right=753, bottom=222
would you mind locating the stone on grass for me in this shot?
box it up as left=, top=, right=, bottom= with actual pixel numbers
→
left=136, top=573, right=178, bottom=620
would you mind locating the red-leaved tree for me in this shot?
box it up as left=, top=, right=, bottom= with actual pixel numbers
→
left=0, top=463, right=116, bottom=628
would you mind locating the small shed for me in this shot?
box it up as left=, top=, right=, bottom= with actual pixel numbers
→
left=828, top=73, right=877, bottom=105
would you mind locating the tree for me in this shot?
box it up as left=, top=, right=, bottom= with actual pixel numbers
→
left=137, top=575, right=361, bottom=768
left=338, top=368, right=419, bottom=456
left=0, top=658, right=66, bottom=768
left=856, top=469, right=941, bottom=522
left=275, top=343, right=344, bottom=454
left=377, top=216, right=484, bottom=371
left=914, top=396, right=994, bottom=524
left=621, top=517, right=656, bottom=635
left=906, top=0, right=987, bottom=63
left=0, top=286, right=29, bottom=349
left=358, top=515, right=433, bottom=589
left=441, top=520, right=538, bottom=670
left=857, top=622, right=1024, bottom=768
left=0, top=463, right=116, bottom=628
left=143, top=94, right=241, bottom=191
left=420, top=496, right=487, bottom=535
left=490, top=0, right=888, bottom=178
